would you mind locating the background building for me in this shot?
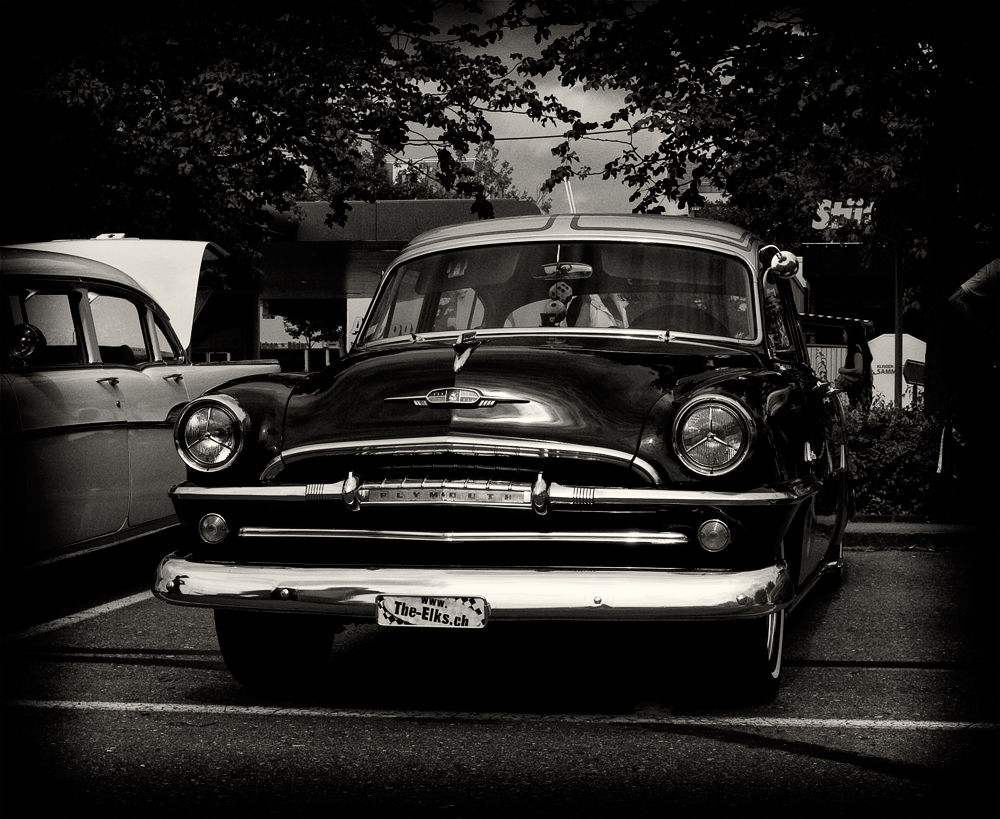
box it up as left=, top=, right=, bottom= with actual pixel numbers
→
left=190, top=199, right=541, bottom=370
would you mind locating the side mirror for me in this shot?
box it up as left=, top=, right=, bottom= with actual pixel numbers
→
left=10, top=323, right=46, bottom=363
left=759, top=245, right=799, bottom=279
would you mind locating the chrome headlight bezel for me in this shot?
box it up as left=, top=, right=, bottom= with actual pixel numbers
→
left=174, top=395, right=251, bottom=473
left=672, top=394, right=756, bottom=477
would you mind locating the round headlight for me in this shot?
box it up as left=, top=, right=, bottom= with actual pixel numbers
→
left=673, top=395, right=755, bottom=476
left=174, top=395, right=250, bottom=472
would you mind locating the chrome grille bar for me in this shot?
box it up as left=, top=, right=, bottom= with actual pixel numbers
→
left=172, top=475, right=818, bottom=510
left=238, top=527, right=689, bottom=546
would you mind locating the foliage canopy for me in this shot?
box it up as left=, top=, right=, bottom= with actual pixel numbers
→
left=302, top=143, right=550, bottom=211
left=482, top=1, right=997, bottom=409
left=5, top=2, right=996, bottom=406
left=2, top=1, right=568, bottom=260
left=9, top=1, right=994, bottom=256
left=477, top=2, right=996, bottom=252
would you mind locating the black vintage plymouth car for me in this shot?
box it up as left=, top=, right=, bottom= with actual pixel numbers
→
left=153, top=214, right=852, bottom=698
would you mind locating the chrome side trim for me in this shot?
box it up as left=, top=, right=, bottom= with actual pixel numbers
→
left=154, top=555, right=792, bottom=621
left=259, top=435, right=662, bottom=484
left=171, top=477, right=818, bottom=509
left=24, top=518, right=179, bottom=571
left=238, top=527, right=689, bottom=545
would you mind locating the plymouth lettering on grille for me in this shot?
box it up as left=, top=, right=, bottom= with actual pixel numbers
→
left=363, top=486, right=531, bottom=505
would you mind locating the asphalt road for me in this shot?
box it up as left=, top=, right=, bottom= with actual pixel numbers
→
left=1, top=523, right=997, bottom=819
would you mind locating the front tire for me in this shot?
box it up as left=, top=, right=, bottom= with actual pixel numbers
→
left=818, top=537, right=846, bottom=593
left=214, top=609, right=338, bottom=693
left=682, top=610, right=785, bottom=703
left=729, top=610, right=785, bottom=702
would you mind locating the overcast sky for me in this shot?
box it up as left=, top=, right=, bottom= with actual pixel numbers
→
left=401, top=4, right=665, bottom=215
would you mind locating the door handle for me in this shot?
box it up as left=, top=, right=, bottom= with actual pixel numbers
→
left=163, top=373, right=184, bottom=382
left=96, top=376, right=120, bottom=386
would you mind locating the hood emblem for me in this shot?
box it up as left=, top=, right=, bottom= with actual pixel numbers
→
left=385, top=387, right=529, bottom=409
left=453, top=331, right=481, bottom=374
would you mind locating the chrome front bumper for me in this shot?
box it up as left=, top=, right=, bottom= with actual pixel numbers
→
left=153, top=555, right=792, bottom=621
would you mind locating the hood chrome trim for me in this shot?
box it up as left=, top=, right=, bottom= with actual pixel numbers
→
left=260, top=435, right=661, bottom=484
left=384, top=387, right=530, bottom=409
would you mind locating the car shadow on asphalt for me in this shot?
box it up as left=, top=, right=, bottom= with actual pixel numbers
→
left=182, top=619, right=785, bottom=714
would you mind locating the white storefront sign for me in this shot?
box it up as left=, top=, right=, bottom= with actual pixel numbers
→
left=812, top=199, right=873, bottom=229
left=868, top=333, right=926, bottom=408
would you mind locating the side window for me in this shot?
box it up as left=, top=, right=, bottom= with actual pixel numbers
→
left=432, top=289, right=485, bottom=332
left=15, top=291, right=85, bottom=366
left=89, top=292, right=149, bottom=366
left=152, top=316, right=183, bottom=364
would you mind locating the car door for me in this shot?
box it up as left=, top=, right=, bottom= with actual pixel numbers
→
left=84, top=288, right=192, bottom=526
left=764, top=274, right=849, bottom=586
left=2, top=285, right=131, bottom=557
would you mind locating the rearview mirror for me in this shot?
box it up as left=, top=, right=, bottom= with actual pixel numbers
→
left=536, top=262, right=593, bottom=280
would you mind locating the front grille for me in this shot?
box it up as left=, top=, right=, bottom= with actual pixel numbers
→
left=275, top=452, right=648, bottom=490
left=182, top=443, right=780, bottom=571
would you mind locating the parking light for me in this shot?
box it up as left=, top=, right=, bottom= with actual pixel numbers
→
left=697, top=519, right=731, bottom=552
left=198, top=513, right=229, bottom=544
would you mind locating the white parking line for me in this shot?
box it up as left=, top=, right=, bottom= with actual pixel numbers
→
left=1, top=591, right=153, bottom=647
left=2, top=699, right=996, bottom=731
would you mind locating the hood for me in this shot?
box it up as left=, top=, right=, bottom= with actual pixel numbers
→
left=6, top=238, right=226, bottom=348
left=283, top=336, right=763, bottom=457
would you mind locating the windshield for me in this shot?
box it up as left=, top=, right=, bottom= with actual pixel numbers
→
left=359, top=241, right=755, bottom=345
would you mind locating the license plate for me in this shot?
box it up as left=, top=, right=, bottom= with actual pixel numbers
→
left=376, top=595, right=488, bottom=628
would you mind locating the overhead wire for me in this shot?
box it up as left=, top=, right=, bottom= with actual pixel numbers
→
left=407, top=127, right=639, bottom=145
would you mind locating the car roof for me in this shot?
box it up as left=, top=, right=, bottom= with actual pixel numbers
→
left=0, top=247, right=154, bottom=300
left=4, top=238, right=227, bottom=349
left=395, top=213, right=759, bottom=266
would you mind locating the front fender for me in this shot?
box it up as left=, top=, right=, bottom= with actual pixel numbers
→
left=635, top=369, right=793, bottom=488
left=182, top=373, right=305, bottom=486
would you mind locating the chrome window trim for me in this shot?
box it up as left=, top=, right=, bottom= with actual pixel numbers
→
left=358, top=226, right=765, bottom=350
left=358, top=326, right=758, bottom=350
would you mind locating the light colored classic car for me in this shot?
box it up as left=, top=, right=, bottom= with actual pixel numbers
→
left=153, top=214, right=852, bottom=699
left=1, top=236, right=279, bottom=566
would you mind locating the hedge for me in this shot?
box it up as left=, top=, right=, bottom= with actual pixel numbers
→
left=844, top=400, right=983, bottom=520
